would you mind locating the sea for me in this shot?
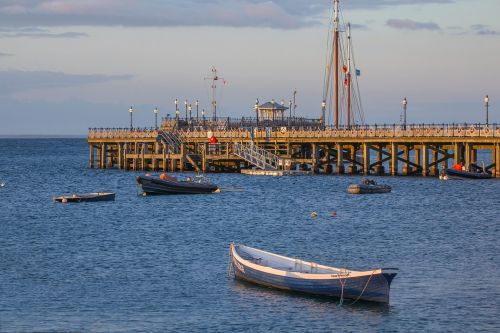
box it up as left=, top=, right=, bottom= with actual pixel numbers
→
left=0, top=138, right=499, bottom=332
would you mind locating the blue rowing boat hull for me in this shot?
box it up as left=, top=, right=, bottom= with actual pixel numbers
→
left=231, top=245, right=397, bottom=303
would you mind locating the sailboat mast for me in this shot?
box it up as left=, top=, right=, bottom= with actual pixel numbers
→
left=347, top=22, right=351, bottom=129
left=211, top=67, right=218, bottom=121
left=334, top=0, right=340, bottom=129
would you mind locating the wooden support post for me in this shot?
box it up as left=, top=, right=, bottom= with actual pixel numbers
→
left=402, top=145, right=410, bottom=175
left=422, top=144, right=429, bottom=176
left=117, top=143, right=122, bottom=169
left=471, top=148, right=477, bottom=167
left=312, top=143, right=318, bottom=174
left=89, top=144, right=94, bottom=169
left=414, top=147, right=421, bottom=173
left=107, top=144, right=114, bottom=168
left=390, top=143, right=398, bottom=176
left=348, top=145, right=357, bottom=174
left=336, top=143, right=344, bottom=174
left=464, top=143, right=471, bottom=170
left=133, top=143, right=138, bottom=171
left=180, top=143, right=186, bottom=172
left=430, top=146, right=438, bottom=176
left=162, top=143, right=167, bottom=172
left=491, top=144, right=497, bottom=177
left=141, top=143, right=146, bottom=171
left=441, top=148, right=448, bottom=171
left=375, top=145, right=384, bottom=175
left=363, top=143, right=370, bottom=175
left=202, top=144, right=207, bottom=173
left=100, top=144, right=106, bottom=169
left=454, top=143, right=463, bottom=165
left=496, top=144, right=500, bottom=178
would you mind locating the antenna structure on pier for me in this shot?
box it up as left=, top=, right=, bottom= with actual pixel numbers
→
left=204, top=67, right=225, bottom=121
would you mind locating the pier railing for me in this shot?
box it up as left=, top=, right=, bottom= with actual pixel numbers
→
left=88, top=127, right=159, bottom=139
left=88, top=123, right=500, bottom=140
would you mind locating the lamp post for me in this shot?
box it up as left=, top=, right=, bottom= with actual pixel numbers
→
left=271, top=99, right=275, bottom=123
left=184, top=99, right=188, bottom=120
left=128, top=106, right=134, bottom=130
left=321, top=100, right=326, bottom=128
left=196, top=100, right=199, bottom=121
left=153, top=107, right=158, bottom=129
left=175, top=99, right=179, bottom=127
left=255, top=99, right=259, bottom=126
left=402, top=97, right=408, bottom=130
left=484, top=95, right=490, bottom=126
left=202, top=109, right=205, bottom=126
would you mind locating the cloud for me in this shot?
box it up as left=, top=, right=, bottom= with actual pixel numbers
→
left=0, top=0, right=455, bottom=30
left=0, top=70, right=133, bottom=95
left=0, top=30, right=88, bottom=38
left=386, top=19, right=441, bottom=31
left=471, top=24, right=500, bottom=36
left=0, top=26, right=88, bottom=38
left=0, top=52, right=13, bottom=57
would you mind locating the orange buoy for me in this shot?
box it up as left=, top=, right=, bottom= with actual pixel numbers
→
left=331, top=211, right=337, bottom=217
left=160, top=173, right=167, bottom=180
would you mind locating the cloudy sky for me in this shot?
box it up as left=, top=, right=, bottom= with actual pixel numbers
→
left=0, top=0, right=499, bottom=134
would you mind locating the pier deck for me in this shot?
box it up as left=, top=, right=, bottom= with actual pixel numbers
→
left=88, top=123, right=500, bottom=178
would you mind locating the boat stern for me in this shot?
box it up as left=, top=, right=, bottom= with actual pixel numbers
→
left=381, top=267, right=399, bottom=286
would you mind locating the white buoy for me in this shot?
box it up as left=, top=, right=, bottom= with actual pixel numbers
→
left=310, top=212, right=318, bottom=219
left=0, top=182, right=5, bottom=187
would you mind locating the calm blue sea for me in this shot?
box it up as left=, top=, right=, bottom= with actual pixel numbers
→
left=0, top=138, right=499, bottom=332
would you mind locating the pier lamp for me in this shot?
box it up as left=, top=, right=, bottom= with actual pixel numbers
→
left=402, top=97, right=408, bottom=130
left=196, top=100, right=199, bottom=121
left=202, top=109, right=205, bottom=126
left=321, top=100, right=326, bottom=127
left=153, top=107, right=158, bottom=129
left=175, top=99, right=180, bottom=127
left=188, top=104, right=192, bottom=120
left=289, top=100, right=292, bottom=119
left=484, top=95, right=490, bottom=126
left=281, top=99, right=285, bottom=122
left=128, top=106, right=134, bottom=130
left=255, top=99, right=259, bottom=125
left=271, top=99, right=275, bottom=123
left=184, top=99, right=188, bottom=120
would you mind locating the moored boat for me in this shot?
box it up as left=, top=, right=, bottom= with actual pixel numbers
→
left=348, top=179, right=392, bottom=194
left=229, top=243, right=398, bottom=304
left=445, top=168, right=492, bottom=179
left=54, top=192, right=115, bottom=203
left=137, top=174, right=219, bottom=195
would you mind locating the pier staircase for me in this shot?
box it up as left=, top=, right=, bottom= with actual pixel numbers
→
left=157, top=131, right=201, bottom=172
left=157, top=130, right=182, bottom=154
left=233, top=142, right=282, bottom=170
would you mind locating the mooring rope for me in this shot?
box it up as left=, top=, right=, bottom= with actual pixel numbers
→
left=338, top=276, right=347, bottom=306
left=347, top=270, right=376, bottom=306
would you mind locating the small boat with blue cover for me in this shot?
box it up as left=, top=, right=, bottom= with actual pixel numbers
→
left=348, top=179, right=392, bottom=194
left=137, top=173, right=219, bottom=195
left=54, top=192, right=115, bottom=203
left=229, top=243, right=398, bottom=304
left=445, top=168, right=492, bottom=179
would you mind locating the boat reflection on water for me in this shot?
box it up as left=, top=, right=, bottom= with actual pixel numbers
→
left=230, top=278, right=392, bottom=316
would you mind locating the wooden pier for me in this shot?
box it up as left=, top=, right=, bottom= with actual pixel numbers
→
left=88, top=120, right=500, bottom=178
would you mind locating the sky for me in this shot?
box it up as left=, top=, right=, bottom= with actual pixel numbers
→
left=0, top=0, right=499, bottom=135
